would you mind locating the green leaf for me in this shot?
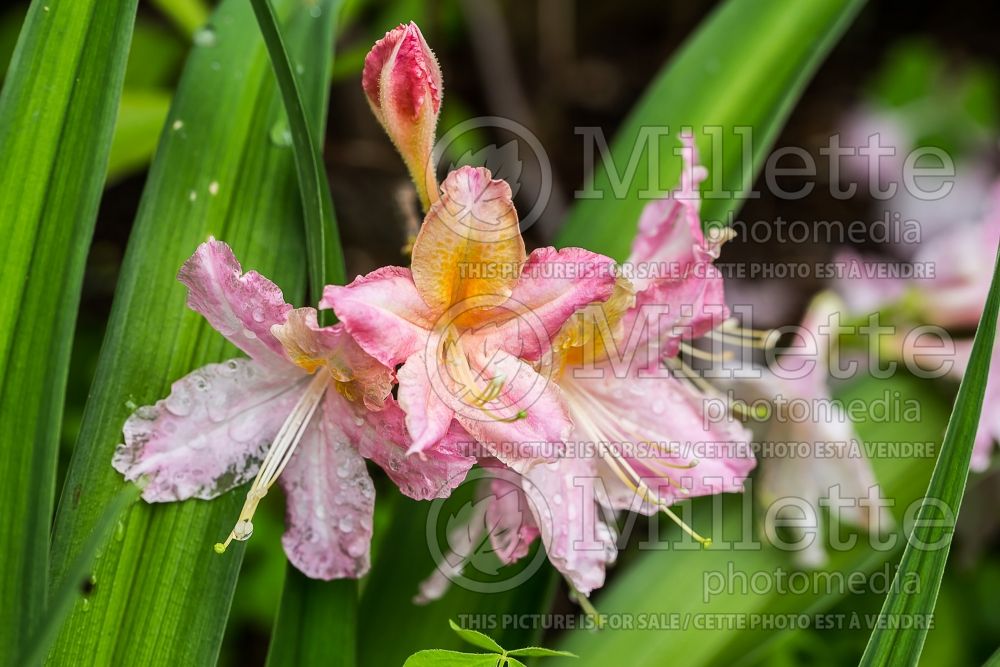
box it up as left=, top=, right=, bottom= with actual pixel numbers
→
left=858, top=250, right=1000, bottom=666
left=149, top=0, right=210, bottom=39
left=403, top=649, right=503, bottom=667
left=250, top=0, right=344, bottom=298
left=0, top=0, right=138, bottom=661
left=449, top=619, right=505, bottom=654
left=506, top=647, right=577, bottom=658
left=19, top=486, right=140, bottom=666
left=46, top=0, right=339, bottom=663
left=555, top=0, right=866, bottom=258
left=266, top=564, right=358, bottom=667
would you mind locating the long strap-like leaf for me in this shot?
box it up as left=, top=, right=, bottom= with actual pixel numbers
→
left=45, top=1, right=339, bottom=663
left=858, top=251, right=1000, bottom=665
left=0, top=0, right=138, bottom=661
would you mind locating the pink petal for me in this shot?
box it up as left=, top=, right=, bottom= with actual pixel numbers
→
left=561, top=362, right=755, bottom=512
left=522, top=457, right=617, bottom=596
left=178, top=239, right=293, bottom=366
left=457, top=350, right=572, bottom=470
left=396, top=350, right=456, bottom=453
left=272, top=309, right=394, bottom=411
left=321, top=266, right=433, bottom=368
left=355, top=397, right=475, bottom=500
left=477, top=247, right=618, bottom=361
left=485, top=475, right=540, bottom=565
left=279, top=391, right=376, bottom=580
left=113, top=358, right=305, bottom=502
left=626, top=133, right=709, bottom=291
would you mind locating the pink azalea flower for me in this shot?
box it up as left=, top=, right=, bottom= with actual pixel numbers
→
left=113, top=240, right=474, bottom=580
left=835, top=181, right=1000, bottom=329
left=363, top=21, right=443, bottom=209
left=323, top=165, right=618, bottom=471
left=730, top=292, right=892, bottom=567
left=417, top=136, right=756, bottom=598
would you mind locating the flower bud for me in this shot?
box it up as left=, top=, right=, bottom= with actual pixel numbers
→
left=363, top=22, right=443, bottom=210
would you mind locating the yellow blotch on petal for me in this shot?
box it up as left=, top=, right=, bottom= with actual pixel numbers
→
left=411, top=166, right=525, bottom=322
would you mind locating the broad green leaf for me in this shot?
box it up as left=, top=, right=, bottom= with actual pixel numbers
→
left=266, top=564, right=357, bottom=667
left=46, top=0, right=339, bottom=663
left=506, top=647, right=576, bottom=658
left=859, top=250, right=1000, bottom=666
left=449, top=619, right=505, bottom=654
left=19, top=486, right=139, bottom=666
left=555, top=0, right=866, bottom=257
left=403, top=649, right=503, bottom=667
left=0, top=0, right=138, bottom=661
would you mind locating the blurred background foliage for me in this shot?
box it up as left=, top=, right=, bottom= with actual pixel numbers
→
left=3, top=0, right=998, bottom=664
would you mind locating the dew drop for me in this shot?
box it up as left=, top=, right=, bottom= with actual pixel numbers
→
left=346, top=539, right=366, bottom=558
left=352, top=415, right=365, bottom=427
left=124, top=399, right=138, bottom=411
left=251, top=307, right=265, bottom=323
left=338, top=516, right=354, bottom=532
left=114, top=519, right=125, bottom=542
left=336, top=462, right=351, bottom=479
left=388, top=455, right=402, bottom=472
left=552, top=493, right=563, bottom=505
left=135, top=405, right=158, bottom=421
left=314, top=505, right=326, bottom=520
left=171, top=119, right=184, bottom=131
left=269, top=120, right=292, bottom=147
left=188, top=190, right=198, bottom=202
left=193, top=26, right=217, bottom=47
left=243, top=327, right=258, bottom=340
left=81, top=598, right=91, bottom=612
left=165, top=392, right=193, bottom=417
left=309, top=5, right=322, bottom=18
left=208, top=180, right=220, bottom=196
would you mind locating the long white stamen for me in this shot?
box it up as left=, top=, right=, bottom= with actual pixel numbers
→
left=215, top=371, right=330, bottom=553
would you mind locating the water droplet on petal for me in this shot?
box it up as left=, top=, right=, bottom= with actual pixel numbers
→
left=338, top=516, right=354, bottom=532
left=251, top=307, right=265, bottom=323
left=165, top=391, right=193, bottom=417
left=352, top=415, right=365, bottom=427
left=135, top=405, right=158, bottom=420
left=336, top=462, right=351, bottom=479
left=314, top=505, right=326, bottom=520
left=193, top=26, right=217, bottom=47
left=243, top=328, right=258, bottom=340
left=346, top=539, right=366, bottom=558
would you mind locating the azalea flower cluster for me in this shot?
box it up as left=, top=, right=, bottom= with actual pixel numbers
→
left=114, top=22, right=772, bottom=594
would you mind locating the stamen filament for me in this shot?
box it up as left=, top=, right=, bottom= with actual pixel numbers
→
left=215, top=371, right=330, bottom=553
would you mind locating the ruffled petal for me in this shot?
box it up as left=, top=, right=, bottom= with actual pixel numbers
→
left=626, top=133, right=709, bottom=291
left=321, top=266, right=432, bottom=368
left=178, top=239, right=293, bottom=366
left=477, top=247, right=618, bottom=361
left=410, top=166, right=526, bottom=316
left=396, top=349, right=456, bottom=453
left=457, top=350, right=572, bottom=470
left=272, top=309, right=394, bottom=410
left=523, top=457, right=617, bottom=596
left=485, top=475, right=540, bottom=565
left=113, top=358, right=305, bottom=502
left=354, top=397, right=475, bottom=499
left=561, top=362, right=754, bottom=513
left=279, top=392, right=376, bottom=580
